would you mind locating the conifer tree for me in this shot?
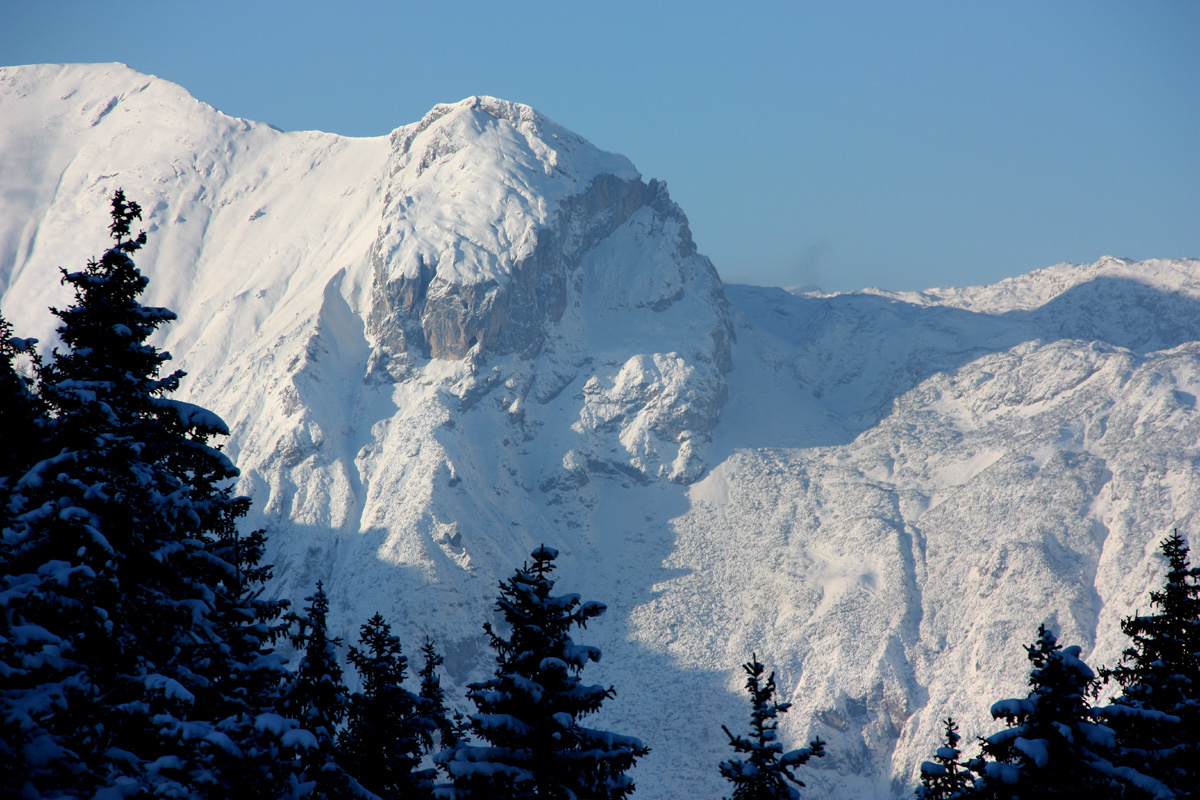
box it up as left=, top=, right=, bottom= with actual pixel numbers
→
left=284, top=583, right=362, bottom=799
left=340, top=613, right=433, bottom=799
left=202, top=523, right=295, bottom=799
left=0, top=313, right=54, bottom=788
left=719, top=654, right=825, bottom=800
left=976, top=625, right=1145, bottom=798
left=436, top=545, right=649, bottom=799
left=0, top=190, right=295, bottom=798
left=1100, top=530, right=1200, bottom=797
left=0, top=313, right=47, bottom=499
left=915, top=718, right=976, bottom=800
left=418, top=636, right=466, bottom=752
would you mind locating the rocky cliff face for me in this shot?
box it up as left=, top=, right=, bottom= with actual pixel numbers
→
left=353, top=95, right=733, bottom=487
left=3, top=64, right=1199, bottom=800
left=365, top=97, right=701, bottom=361
left=368, top=170, right=705, bottom=362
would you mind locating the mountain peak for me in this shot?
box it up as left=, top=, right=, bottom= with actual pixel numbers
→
left=387, top=94, right=638, bottom=192
left=8, top=63, right=1198, bottom=800
left=367, top=94, right=717, bottom=366
left=421, top=95, right=546, bottom=128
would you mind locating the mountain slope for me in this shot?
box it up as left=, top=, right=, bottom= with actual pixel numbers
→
left=668, top=266, right=1200, bottom=796
left=2, top=63, right=1198, bottom=799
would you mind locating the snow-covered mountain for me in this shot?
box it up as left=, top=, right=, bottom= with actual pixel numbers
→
left=3, top=63, right=1199, bottom=799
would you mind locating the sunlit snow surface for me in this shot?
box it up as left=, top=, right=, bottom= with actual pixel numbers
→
left=3, top=63, right=1200, bottom=799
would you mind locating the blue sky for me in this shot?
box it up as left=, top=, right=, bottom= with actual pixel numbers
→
left=4, top=1, right=1197, bottom=291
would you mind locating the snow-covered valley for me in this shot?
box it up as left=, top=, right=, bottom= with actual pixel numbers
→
left=3, top=63, right=1199, bottom=799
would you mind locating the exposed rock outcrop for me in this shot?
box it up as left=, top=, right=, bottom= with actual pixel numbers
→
left=369, top=173, right=671, bottom=361
left=361, top=96, right=733, bottom=484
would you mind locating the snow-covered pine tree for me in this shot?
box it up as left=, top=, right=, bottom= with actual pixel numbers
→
left=340, top=613, right=433, bottom=800
left=719, top=654, right=825, bottom=800
left=976, top=624, right=1150, bottom=799
left=1099, top=530, right=1200, bottom=798
left=284, top=583, right=364, bottom=799
left=0, top=312, right=47, bottom=500
left=436, top=545, right=649, bottom=799
left=0, top=312, right=54, bottom=786
left=0, top=190, right=295, bottom=798
left=915, top=718, right=976, bottom=800
left=202, top=522, right=295, bottom=799
left=418, top=636, right=466, bottom=752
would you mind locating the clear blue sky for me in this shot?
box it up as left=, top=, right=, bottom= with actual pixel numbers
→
left=4, top=0, right=1197, bottom=291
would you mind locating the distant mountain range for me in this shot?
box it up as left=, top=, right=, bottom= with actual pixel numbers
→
left=3, top=62, right=1198, bottom=799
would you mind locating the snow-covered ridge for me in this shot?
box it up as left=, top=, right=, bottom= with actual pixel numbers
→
left=3, top=63, right=1199, bottom=799
left=376, top=93, right=639, bottom=290
left=864, top=255, right=1200, bottom=313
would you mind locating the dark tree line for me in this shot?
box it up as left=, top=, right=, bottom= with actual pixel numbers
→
left=0, top=191, right=653, bottom=799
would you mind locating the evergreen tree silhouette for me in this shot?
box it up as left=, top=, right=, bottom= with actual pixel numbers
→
left=340, top=613, right=433, bottom=799
left=0, top=190, right=295, bottom=798
left=418, top=636, right=466, bottom=752
left=0, top=312, right=47, bottom=503
left=283, top=583, right=363, bottom=799
left=915, top=718, right=976, bottom=800
left=719, top=654, right=825, bottom=800
left=437, top=545, right=648, bottom=799
left=202, top=522, right=294, bottom=799
left=1100, top=530, right=1200, bottom=797
left=976, top=625, right=1143, bottom=798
